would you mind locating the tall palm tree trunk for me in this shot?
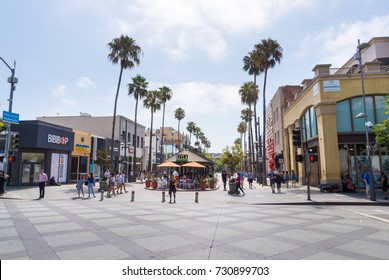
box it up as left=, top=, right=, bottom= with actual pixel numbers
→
left=110, top=66, right=124, bottom=171
left=132, top=98, right=139, bottom=181
left=160, top=104, right=166, bottom=163
left=253, top=74, right=259, bottom=174
left=177, top=120, right=181, bottom=151
left=148, top=112, right=154, bottom=173
left=248, top=105, right=253, bottom=173
left=262, top=70, right=268, bottom=186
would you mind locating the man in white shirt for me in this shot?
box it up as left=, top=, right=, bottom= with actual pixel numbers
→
left=38, top=169, right=48, bottom=199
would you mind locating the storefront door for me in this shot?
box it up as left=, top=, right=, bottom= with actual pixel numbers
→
left=21, top=163, right=43, bottom=184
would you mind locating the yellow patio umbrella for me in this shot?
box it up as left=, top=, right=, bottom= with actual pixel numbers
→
left=181, top=161, right=206, bottom=168
left=157, top=161, right=180, bottom=168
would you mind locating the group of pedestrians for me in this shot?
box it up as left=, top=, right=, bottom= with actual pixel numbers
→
left=75, top=172, right=97, bottom=199
left=106, top=171, right=128, bottom=198
left=268, top=169, right=297, bottom=194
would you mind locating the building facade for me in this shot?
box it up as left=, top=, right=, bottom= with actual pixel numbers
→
left=9, top=121, right=74, bottom=186
left=37, top=115, right=146, bottom=176
left=282, top=37, right=389, bottom=188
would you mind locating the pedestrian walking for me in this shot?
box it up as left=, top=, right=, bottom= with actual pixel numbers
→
left=284, top=171, right=290, bottom=188
left=363, top=168, right=370, bottom=198
left=268, top=169, right=276, bottom=193
left=169, top=177, right=176, bottom=203
left=221, top=170, right=227, bottom=191
left=76, top=175, right=85, bottom=198
left=275, top=169, right=282, bottom=193
left=247, top=171, right=254, bottom=189
left=107, top=172, right=116, bottom=198
left=291, top=170, right=297, bottom=188
left=0, top=170, right=9, bottom=196
left=121, top=171, right=128, bottom=193
left=38, top=169, right=48, bottom=199
left=140, top=170, right=145, bottom=183
left=380, top=171, right=388, bottom=200
left=87, top=172, right=96, bottom=198
left=234, top=174, right=245, bottom=196
left=239, top=170, right=245, bottom=189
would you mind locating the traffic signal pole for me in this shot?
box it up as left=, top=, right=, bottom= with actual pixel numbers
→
left=292, top=126, right=310, bottom=201
left=304, top=126, right=311, bottom=201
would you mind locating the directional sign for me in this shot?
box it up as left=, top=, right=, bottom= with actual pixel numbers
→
left=2, top=111, right=19, bottom=124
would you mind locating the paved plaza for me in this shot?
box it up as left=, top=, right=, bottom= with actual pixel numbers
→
left=0, top=180, right=389, bottom=260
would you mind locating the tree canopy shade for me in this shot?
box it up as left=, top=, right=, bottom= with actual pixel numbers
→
left=107, top=35, right=142, bottom=171
left=220, top=143, right=244, bottom=179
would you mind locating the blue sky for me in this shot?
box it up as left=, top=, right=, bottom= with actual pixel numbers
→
left=1, top=0, right=388, bottom=152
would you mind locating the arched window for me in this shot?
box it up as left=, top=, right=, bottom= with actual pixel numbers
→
left=301, top=106, right=318, bottom=140
left=336, top=95, right=388, bottom=132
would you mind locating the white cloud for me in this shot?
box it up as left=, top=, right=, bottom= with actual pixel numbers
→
left=130, top=0, right=313, bottom=61
left=77, top=76, right=96, bottom=89
left=298, top=14, right=389, bottom=67
left=51, top=84, right=68, bottom=97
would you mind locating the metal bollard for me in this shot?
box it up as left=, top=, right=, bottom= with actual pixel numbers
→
left=100, top=190, right=104, bottom=201
left=131, top=190, right=135, bottom=202
left=195, top=192, right=199, bottom=203
left=162, top=191, right=166, bottom=202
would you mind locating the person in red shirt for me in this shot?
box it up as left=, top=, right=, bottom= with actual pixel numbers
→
left=234, top=173, right=245, bottom=196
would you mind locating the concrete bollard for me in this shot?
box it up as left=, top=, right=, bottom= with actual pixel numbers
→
left=162, top=191, right=166, bottom=202
left=131, top=191, right=135, bottom=202
left=100, top=190, right=104, bottom=201
left=195, top=192, right=199, bottom=203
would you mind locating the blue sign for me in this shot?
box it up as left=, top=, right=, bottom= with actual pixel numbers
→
left=2, top=111, right=19, bottom=124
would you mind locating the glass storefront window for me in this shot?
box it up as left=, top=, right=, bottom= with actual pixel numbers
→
left=301, top=107, right=317, bottom=140
left=336, top=100, right=352, bottom=132
left=352, top=96, right=375, bottom=131
left=310, top=107, right=317, bottom=137
left=375, top=96, right=388, bottom=124
left=22, top=153, right=44, bottom=162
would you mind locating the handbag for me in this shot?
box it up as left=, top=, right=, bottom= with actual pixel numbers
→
left=84, top=180, right=88, bottom=186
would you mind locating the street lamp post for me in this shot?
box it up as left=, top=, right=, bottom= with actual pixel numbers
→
left=354, top=39, right=375, bottom=201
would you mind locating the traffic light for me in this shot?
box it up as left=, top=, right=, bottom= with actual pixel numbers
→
left=292, top=128, right=301, bottom=147
left=309, top=154, right=318, bottom=162
left=10, top=132, right=19, bottom=151
left=8, top=156, right=15, bottom=162
left=296, top=154, right=304, bottom=163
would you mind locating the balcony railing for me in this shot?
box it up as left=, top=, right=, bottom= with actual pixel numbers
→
left=329, top=65, right=389, bottom=75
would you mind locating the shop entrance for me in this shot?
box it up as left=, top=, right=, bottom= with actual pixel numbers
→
left=21, top=163, right=43, bottom=184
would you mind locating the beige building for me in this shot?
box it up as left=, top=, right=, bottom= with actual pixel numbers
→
left=282, top=37, right=389, bottom=188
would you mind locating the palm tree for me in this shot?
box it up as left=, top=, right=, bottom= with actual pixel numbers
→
left=174, top=107, right=185, bottom=151
left=241, top=108, right=253, bottom=173
left=238, top=121, right=247, bottom=172
left=158, top=86, right=173, bottom=162
left=186, top=121, right=196, bottom=146
left=243, top=50, right=262, bottom=174
left=239, top=81, right=258, bottom=173
left=254, top=38, right=283, bottom=185
left=143, top=90, right=161, bottom=172
left=237, top=121, right=246, bottom=150
left=107, top=35, right=142, bottom=171
left=128, top=75, right=148, bottom=181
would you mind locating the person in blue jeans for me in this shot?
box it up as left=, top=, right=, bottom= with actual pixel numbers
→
left=87, top=172, right=96, bottom=198
left=247, top=171, right=254, bottom=188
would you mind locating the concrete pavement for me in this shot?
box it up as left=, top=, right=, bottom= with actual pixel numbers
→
left=1, top=180, right=389, bottom=260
